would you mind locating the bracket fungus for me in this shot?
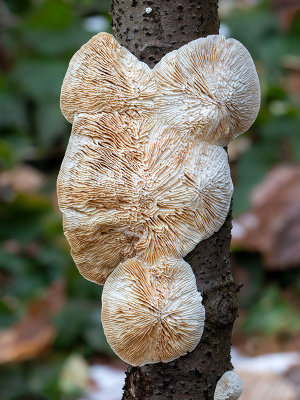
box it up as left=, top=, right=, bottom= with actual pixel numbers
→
left=58, top=32, right=260, bottom=366
left=214, top=371, right=243, bottom=400
left=102, top=258, right=205, bottom=366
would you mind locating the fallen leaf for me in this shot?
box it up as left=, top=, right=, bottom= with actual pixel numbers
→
left=232, top=165, right=300, bottom=269
left=0, top=281, right=65, bottom=363
left=275, top=0, right=300, bottom=32
left=0, top=165, right=44, bottom=196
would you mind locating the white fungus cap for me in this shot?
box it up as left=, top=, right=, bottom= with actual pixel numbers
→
left=57, top=111, right=232, bottom=284
left=154, top=35, right=261, bottom=146
left=58, top=32, right=260, bottom=366
left=214, top=371, right=243, bottom=400
left=60, top=33, right=156, bottom=123
left=101, top=257, right=205, bottom=366
left=58, top=32, right=259, bottom=284
left=61, top=33, right=260, bottom=145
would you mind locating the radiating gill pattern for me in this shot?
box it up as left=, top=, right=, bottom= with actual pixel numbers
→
left=58, top=32, right=260, bottom=365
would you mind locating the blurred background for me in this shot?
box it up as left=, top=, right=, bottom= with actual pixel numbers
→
left=0, top=0, right=299, bottom=399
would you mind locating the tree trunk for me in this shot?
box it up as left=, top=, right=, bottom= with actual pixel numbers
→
left=110, top=1, right=239, bottom=399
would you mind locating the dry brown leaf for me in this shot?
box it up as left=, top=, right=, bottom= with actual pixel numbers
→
left=275, top=0, right=300, bottom=32
left=0, top=164, right=44, bottom=195
left=232, top=165, right=300, bottom=269
left=0, top=281, right=65, bottom=363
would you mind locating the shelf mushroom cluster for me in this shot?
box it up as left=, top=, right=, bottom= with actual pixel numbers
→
left=57, top=32, right=260, bottom=366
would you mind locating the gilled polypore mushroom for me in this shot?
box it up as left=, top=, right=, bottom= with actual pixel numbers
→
left=102, top=258, right=205, bottom=366
left=58, top=32, right=260, bottom=365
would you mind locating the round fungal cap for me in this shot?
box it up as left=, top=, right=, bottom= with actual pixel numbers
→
left=154, top=35, right=260, bottom=146
left=139, top=136, right=233, bottom=263
left=60, top=32, right=156, bottom=123
left=101, top=257, right=205, bottom=366
left=214, top=371, right=243, bottom=400
left=57, top=112, right=232, bottom=284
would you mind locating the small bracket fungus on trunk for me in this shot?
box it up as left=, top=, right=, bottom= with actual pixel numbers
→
left=214, top=371, right=243, bottom=400
left=57, top=33, right=260, bottom=366
left=102, top=258, right=205, bottom=366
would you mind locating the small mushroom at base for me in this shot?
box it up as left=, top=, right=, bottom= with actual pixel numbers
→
left=101, top=257, right=205, bottom=366
left=214, top=371, right=243, bottom=400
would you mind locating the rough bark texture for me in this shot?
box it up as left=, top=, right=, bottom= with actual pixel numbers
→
left=110, top=1, right=239, bottom=399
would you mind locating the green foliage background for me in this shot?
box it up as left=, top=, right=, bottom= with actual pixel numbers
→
left=0, top=0, right=299, bottom=398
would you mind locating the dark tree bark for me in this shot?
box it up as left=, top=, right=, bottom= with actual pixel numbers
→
left=110, top=1, right=239, bottom=399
